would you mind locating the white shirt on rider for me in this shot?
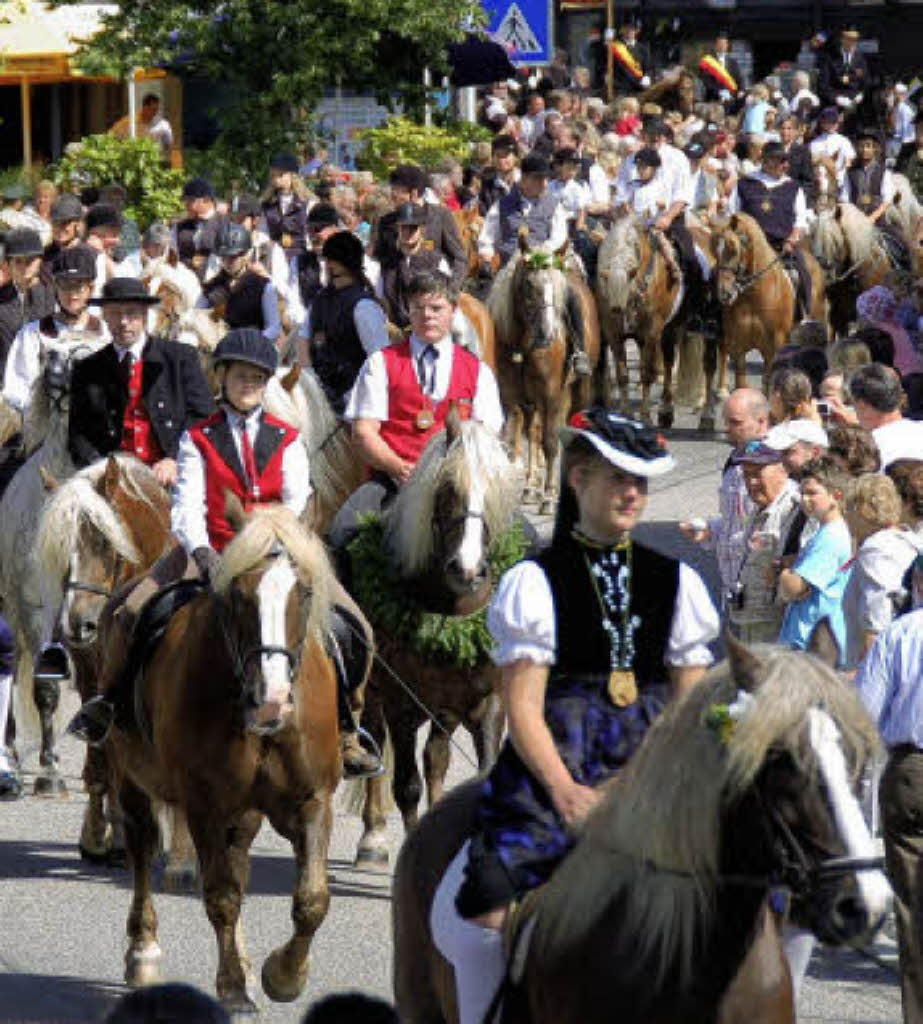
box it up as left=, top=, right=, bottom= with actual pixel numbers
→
left=809, top=132, right=856, bottom=186
left=299, top=294, right=389, bottom=354
left=617, top=143, right=693, bottom=209
left=171, top=405, right=312, bottom=554
left=343, top=332, right=504, bottom=435
left=727, top=171, right=809, bottom=232
left=2, top=315, right=110, bottom=412
left=615, top=177, right=672, bottom=222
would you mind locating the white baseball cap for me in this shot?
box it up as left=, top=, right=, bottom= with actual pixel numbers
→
left=765, top=419, right=829, bottom=450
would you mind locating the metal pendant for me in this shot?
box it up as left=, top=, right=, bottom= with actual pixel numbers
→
left=415, top=406, right=435, bottom=431
left=608, top=669, right=638, bottom=708
left=761, top=198, right=772, bottom=212
left=282, top=232, right=293, bottom=248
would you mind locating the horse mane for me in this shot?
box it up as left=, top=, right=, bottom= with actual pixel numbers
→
left=213, top=505, right=332, bottom=644
left=21, top=375, right=51, bottom=453
left=175, top=308, right=224, bottom=352
left=143, top=259, right=202, bottom=312
left=531, top=645, right=879, bottom=990
left=836, top=202, right=881, bottom=265
left=35, top=455, right=152, bottom=584
left=886, top=173, right=923, bottom=235
left=812, top=209, right=847, bottom=270
left=726, top=212, right=776, bottom=268
left=487, top=253, right=522, bottom=346
left=597, top=214, right=641, bottom=309
left=384, top=419, right=519, bottom=578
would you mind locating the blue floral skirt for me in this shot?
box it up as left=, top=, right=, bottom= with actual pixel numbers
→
left=456, top=677, right=667, bottom=917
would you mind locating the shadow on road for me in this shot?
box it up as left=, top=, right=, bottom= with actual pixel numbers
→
left=0, top=971, right=124, bottom=1021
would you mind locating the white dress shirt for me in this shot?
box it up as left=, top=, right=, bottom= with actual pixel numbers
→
left=478, top=194, right=569, bottom=260
left=344, top=333, right=504, bottom=436
left=728, top=171, right=809, bottom=231
left=171, top=405, right=312, bottom=553
left=548, top=179, right=590, bottom=221
left=615, top=177, right=671, bottom=221
left=809, top=132, right=856, bottom=186
left=3, top=315, right=110, bottom=412
left=300, top=294, right=389, bottom=354
left=617, top=143, right=693, bottom=210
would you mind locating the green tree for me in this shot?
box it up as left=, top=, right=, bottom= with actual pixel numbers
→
left=56, top=0, right=485, bottom=184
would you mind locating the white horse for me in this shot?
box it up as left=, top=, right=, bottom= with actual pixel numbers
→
left=0, top=334, right=108, bottom=794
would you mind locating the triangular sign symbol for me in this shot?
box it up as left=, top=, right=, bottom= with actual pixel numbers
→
left=495, top=3, right=541, bottom=53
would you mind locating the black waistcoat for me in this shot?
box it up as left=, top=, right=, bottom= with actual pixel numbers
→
left=309, top=283, right=375, bottom=413
left=261, top=196, right=308, bottom=255
left=381, top=248, right=445, bottom=328
left=847, top=163, right=884, bottom=215
left=737, top=177, right=800, bottom=243
left=295, top=251, right=324, bottom=308
left=204, top=269, right=268, bottom=330
left=534, top=533, right=680, bottom=687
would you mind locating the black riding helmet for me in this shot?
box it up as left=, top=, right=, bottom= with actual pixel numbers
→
left=215, top=221, right=252, bottom=258
left=213, top=328, right=278, bottom=376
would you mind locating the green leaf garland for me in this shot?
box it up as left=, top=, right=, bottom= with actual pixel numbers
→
left=347, top=515, right=529, bottom=668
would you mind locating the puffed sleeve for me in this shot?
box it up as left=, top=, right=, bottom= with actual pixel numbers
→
left=487, top=561, right=556, bottom=667
left=665, top=563, right=719, bottom=667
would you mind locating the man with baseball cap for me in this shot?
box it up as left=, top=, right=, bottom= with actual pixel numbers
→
left=172, top=177, right=226, bottom=277
left=42, top=193, right=85, bottom=274
left=0, top=228, right=55, bottom=373
left=373, top=164, right=467, bottom=295
left=3, top=245, right=108, bottom=417
left=765, top=418, right=829, bottom=477
left=68, top=277, right=214, bottom=486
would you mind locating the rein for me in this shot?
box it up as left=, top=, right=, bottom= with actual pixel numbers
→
left=64, top=580, right=112, bottom=598
left=717, top=243, right=784, bottom=302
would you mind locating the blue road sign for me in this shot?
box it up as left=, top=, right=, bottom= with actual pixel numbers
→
left=484, top=0, right=553, bottom=67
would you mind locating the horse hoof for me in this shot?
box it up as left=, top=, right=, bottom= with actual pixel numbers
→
left=34, top=772, right=68, bottom=798
left=354, top=846, right=390, bottom=872
left=716, top=387, right=729, bottom=400
left=698, top=415, right=716, bottom=434
left=538, top=497, right=557, bottom=516
left=657, top=411, right=674, bottom=430
left=222, top=995, right=260, bottom=1021
left=261, top=950, right=309, bottom=1003
left=79, top=840, right=112, bottom=864
left=162, top=864, right=199, bottom=892
left=124, top=943, right=163, bottom=988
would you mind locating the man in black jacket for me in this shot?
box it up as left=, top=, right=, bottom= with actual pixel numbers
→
left=373, top=164, right=467, bottom=293
left=68, top=277, right=215, bottom=487
left=779, top=115, right=816, bottom=205
left=817, top=26, right=869, bottom=127
left=0, top=228, right=55, bottom=377
left=699, top=30, right=744, bottom=109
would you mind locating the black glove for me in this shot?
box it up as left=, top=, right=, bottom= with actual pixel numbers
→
left=192, top=546, right=222, bottom=585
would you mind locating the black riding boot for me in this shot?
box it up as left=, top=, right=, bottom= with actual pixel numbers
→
left=564, top=284, right=591, bottom=377
left=329, top=605, right=382, bottom=779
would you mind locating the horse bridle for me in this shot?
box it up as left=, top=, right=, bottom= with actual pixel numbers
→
left=716, top=234, right=785, bottom=302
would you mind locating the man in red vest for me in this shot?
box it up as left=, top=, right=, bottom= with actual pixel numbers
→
left=329, top=271, right=503, bottom=548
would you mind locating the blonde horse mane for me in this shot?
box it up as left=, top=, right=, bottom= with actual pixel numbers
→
left=887, top=172, right=923, bottom=235
left=487, top=253, right=522, bottom=347
left=597, top=214, right=642, bottom=310
left=532, top=644, right=879, bottom=989
left=383, top=419, right=520, bottom=578
left=213, top=505, right=332, bottom=645
left=35, top=455, right=153, bottom=585
left=836, top=202, right=883, bottom=266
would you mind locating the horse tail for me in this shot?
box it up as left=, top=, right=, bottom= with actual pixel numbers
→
left=673, top=330, right=706, bottom=410
left=338, top=731, right=395, bottom=816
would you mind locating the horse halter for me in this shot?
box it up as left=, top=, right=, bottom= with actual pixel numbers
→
left=716, top=231, right=783, bottom=302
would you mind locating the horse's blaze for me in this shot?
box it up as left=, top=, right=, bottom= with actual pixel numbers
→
left=257, top=556, right=297, bottom=708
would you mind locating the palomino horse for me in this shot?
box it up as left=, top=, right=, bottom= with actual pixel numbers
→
left=453, top=206, right=486, bottom=286
left=597, top=213, right=706, bottom=428
left=35, top=456, right=196, bottom=882
left=101, top=504, right=340, bottom=1011
left=489, top=244, right=601, bottom=514
left=392, top=634, right=890, bottom=1024
left=709, top=214, right=826, bottom=427
left=455, top=292, right=497, bottom=369
left=812, top=203, right=892, bottom=339
left=347, top=413, right=522, bottom=869
left=0, top=334, right=108, bottom=794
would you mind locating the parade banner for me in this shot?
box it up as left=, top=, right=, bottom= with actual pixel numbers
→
left=699, top=54, right=738, bottom=93
left=483, top=0, right=553, bottom=66
left=610, top=40, right=644, bottom=82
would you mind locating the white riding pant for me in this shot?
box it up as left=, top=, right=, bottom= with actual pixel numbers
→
left=431, top=840, right=506, bottom=1024
left=782, top=924, right=815, bottom=998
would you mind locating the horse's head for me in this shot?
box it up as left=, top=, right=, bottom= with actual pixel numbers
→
left=214, top=501, right=331, bottom=736
left=385, top=413, right=520, bottom=615
left=713, top=217, right=751, bottom=304
left=597, top=215, right=641, bottom=315
left=512, top=244, right=571, bottom=351
left=721, top=629, right=890, bottom=947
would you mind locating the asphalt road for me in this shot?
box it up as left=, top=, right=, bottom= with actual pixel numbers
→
left=0, top=358, right=904, bottom=1024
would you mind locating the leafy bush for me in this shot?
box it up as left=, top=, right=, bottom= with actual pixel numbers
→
left=355, top=117, right=490, bottom=178
left=53, top=134, right=185, bottom=229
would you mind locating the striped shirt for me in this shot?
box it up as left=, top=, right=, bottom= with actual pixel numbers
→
left=855, top=608, right=923, bottom=749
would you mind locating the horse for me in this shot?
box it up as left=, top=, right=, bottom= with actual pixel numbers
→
left=347, top=413, right=522, bottom=869
left=0, top=333, right=108, bottom=794
left=392, top=634, right=891, bottom=1024
left=455, top=292, right=497, bottom=370
left=709, top=214, right=826, bottom=422
left=811, top=203, right=892, bottom=338
left=453, top=206, right=486, bottom=290
left=100, top=503, right=341, bottom=1011
left=488, top=243, right=601, bottom=514
left=34, top=455, right=197, bottom=882
left=597, top=212, right=706, bottom=428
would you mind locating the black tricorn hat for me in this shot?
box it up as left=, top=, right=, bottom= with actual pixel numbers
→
left=89, top=277, right=160, bottom=305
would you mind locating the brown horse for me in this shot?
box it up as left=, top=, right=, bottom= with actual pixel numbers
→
left=597, top=212, right=703, bottom=428
left=455, top=292, right=497, bottom=369
left=99, top=504, right=341, bottom=1011
left=36, top=456, right=197, bottom=881
left=811, top=203, right=892, bottom=338
left=709, top=214, right=825, bottom=427
left=392, top=635, right=890, bottom=1024
left=349, top=414, right=521, bottom=868
left=453, top=206, right=486, bottom=286
left=488, top=243, right=601, bottom=514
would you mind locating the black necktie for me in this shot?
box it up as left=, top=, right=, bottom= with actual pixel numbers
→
left=119, top=352, right=134, bottom=395
left=417, top=344, right=438, bottom=395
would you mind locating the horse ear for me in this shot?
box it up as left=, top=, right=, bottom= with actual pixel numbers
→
left=835, top=204, right=843, bottom=222
left=281, top=362, right=300, bottom=393
left=39, top=465, right=60, bottom=491
left=729, top=214, right=739, bottom=231
left=224, top=490, right=247, bottom=534
left=211, top=302, right=227, bottom=324
left=555, top=239, right=569, bottom=259
left=518, top=228, right=530, bottom=254
left=724, top=628, right=766, bottom=692
left=101, top=456, right=121, bottom=498
left=806, top=618, right=839, bottom=669
left=167, top=248, right=179, bottom=267
left=445, top=401, right=462, bottom=444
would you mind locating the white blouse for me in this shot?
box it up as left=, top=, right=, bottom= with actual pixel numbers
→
left=487, top=558, right=719, bottom=669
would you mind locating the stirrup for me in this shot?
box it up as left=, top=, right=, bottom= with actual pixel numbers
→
left=34, top=643, right=70, bottom=681
left=570, top=351, right=592, bottom=377
left=66, top=696, right=115, bottom=746
left=342, top=726, right=385, bottom=780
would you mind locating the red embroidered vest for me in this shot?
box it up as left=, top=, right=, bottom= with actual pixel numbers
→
left=188, top=411, right=300, bottom=551
left=120, top=355, right=163, bottom=465
left=379, top=340, right=479, bottom=463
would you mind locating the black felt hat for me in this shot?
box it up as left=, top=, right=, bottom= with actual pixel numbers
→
left=89, top=277, right=160, bottom=306
left=520, top=153, right=552, bottom=177
left=85, top=203, right=122, bottom=232
left=321, top=231, right=365, bottom=276
left=52, top=245, right=97, bottom=281
left=4, top=228, right=44, bottom=258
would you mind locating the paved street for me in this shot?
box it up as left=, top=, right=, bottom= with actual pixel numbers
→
left=0, top=357, right=904, bottom=1023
